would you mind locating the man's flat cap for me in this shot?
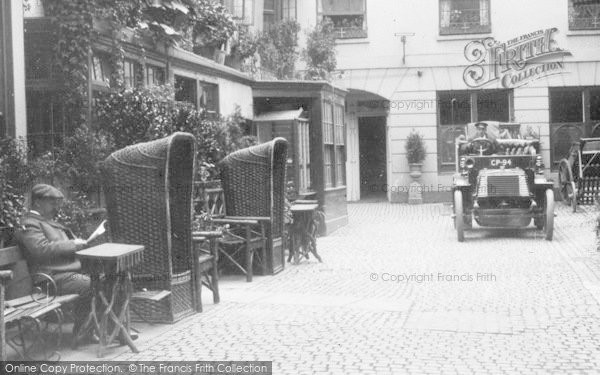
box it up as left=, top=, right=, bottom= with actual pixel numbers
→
left=31, top=184, right=64, bottom=200
left=474, top=122, right=488, bottom=129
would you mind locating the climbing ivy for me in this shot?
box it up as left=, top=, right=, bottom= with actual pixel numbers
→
left=45, top=0, right=94, bottom=131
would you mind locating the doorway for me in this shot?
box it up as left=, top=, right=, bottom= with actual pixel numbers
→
left=359, top=116, right=387, bottom=201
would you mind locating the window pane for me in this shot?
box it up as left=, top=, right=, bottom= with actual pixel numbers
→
left=438, top=92, right=471, bottom=125
left=324, top=145, right=334, bottom=188
left=440, top=126, right=466, bottom=165
left=591, top=89, right=600, bottom=121
left=282, top=0, right=296, bottom=19
left=264, top=0, right=275, bottom=11
left=175, top=76, right=197, bottom=105
left=550, top=89, right=583, bottom=123
left=323, top=102, right=334, bottom=144
left=569, top=0, right=600, bottom=30
left=440, top=0, right=490, bottom=35
left=146, top=65, right=165, bottom=87
left=322, top=0, right=364, bottom=14
left=244, top=0, right=254, bottom=23
left=334, top=104, right=344, bottom=145
left=199, top=82, right=219, bottom=113
left=477, top=90, right=509, bottom=122
left=336, top=146, right=345, bottom=186
left=551, top=123, right=584, bottom=166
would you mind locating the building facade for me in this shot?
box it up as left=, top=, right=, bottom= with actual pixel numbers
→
left=297, top=0, right=600, bottom=203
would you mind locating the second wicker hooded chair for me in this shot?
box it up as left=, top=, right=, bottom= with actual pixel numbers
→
left=218, top=138, right=289, bottom=276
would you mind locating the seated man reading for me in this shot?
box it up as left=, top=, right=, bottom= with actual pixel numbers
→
left=16, top=184, right=92, bottom=341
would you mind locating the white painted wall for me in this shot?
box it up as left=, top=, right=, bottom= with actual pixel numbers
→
left=217, top=77, right=254, bottom=118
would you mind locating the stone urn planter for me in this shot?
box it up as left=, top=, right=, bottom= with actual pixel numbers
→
left=405, top=130, right=427, bottom=204
left=408, top=163, right=423, bottom=179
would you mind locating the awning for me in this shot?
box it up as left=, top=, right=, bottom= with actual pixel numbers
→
left=254, top=108, right=306, bottom=122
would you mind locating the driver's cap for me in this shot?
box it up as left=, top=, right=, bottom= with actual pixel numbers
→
left=474, top=122, right=488, bottom=129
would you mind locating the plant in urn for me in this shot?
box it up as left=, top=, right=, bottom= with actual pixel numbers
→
left=405, top=129, right=426, bottom=204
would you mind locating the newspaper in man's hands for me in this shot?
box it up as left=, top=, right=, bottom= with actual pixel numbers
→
left=86, top=220, right=107, bottom=243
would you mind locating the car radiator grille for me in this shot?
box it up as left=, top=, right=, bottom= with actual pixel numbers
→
left=478, top=173, right=529, bottom=197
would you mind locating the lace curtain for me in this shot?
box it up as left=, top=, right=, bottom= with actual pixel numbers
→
left=479, top=0, right=490, bottom=26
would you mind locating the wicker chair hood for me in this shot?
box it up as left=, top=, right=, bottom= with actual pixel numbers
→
left=100, top=132, right=196, bottom=322
left=219, top=138, right=288, bottom=236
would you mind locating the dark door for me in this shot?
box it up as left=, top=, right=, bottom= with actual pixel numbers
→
left=359, top=116, right=387, bottom=199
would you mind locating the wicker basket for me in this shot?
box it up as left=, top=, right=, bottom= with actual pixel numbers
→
left=100, top=132, right=196, bottom=323
left=219, top=138, right=288, bottom=274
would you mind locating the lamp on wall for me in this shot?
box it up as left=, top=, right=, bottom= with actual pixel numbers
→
left=394, top=32, right=415, bottom=65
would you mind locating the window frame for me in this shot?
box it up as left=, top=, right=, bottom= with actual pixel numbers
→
left=549, top=86, right=600, bottom=169
left=322, top=99, right=346, bottom=188
left=123, top=59, right=143, bottom=89
left=437, top=89, right=514, bottom=172
left=223, top=0, right=254, bottom=25
left=174, top=74, right=198, bottom=107
left=198, top=81, right=220, bottom=115
left=568, top=0, right=600, bottom=31
left=146, top=64, right=166, bottom=87
left=91, top=51, right=112, bottom=90
left=439, top=0, right=492, bottom=36
left=317, top=0, right=368, bottom=40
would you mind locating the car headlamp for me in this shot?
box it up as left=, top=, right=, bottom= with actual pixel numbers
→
left=535, top=155, right=543, bottom=168
left=465, top=158, right=474, bottom=169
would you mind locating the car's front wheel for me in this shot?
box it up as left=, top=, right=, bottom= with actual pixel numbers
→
left=454, top=190, right=465, bottom=242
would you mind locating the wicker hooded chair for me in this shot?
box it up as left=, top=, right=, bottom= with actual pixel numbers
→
left=100, top=132, right=196, bottom=323
left=218, top=138, right=289, bottom=275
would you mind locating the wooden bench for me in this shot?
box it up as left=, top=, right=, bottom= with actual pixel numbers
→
left=0, top=246, right=79, bottom=360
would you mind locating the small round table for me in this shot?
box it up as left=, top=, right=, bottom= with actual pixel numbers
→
left=288, top=202, right=323, bottom=264
left=75, top=243, right=144, bottom=358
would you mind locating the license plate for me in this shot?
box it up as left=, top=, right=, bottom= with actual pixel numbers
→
left=490, top=159, right=512, bottom=167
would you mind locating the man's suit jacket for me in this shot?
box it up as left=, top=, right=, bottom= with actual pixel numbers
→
left=17, top=212, right=83, bottom=274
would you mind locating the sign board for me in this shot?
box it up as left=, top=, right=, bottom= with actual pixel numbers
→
left=463, top=28, right=571, bottom=89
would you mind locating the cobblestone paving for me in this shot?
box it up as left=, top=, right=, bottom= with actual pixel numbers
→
left=116, top=203, right=600, bottom=374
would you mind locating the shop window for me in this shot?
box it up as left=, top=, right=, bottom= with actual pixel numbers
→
left=569, top=0, right=600, bottom=30
left=439, top=0, right=491, bottom=35
left=222, top=0, right=254, bottom=24
left=550, top=89, right=583, bottom=123
left=146, top=64, right=166, bottom=87
left=174, top=75, right=197, bottom=107
left=318, top=0, right=367, bottom=39
left=550, top=87, right=600, bottom=167
left=437, top=89, right=512, bottom=171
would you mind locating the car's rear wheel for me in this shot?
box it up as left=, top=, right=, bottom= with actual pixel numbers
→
left=544, top=189, right=555, bottom=241
left=454, top=190, right=465, bottom=242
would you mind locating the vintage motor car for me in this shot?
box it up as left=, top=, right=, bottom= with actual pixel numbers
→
left=452, top=121, right=555, bottom=242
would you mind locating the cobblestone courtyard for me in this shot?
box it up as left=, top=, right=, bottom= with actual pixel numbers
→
left=72, top=202, right=600, bottom=374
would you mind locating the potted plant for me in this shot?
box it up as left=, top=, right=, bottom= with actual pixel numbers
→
left=227, top=26, right=259, bottom=70
left=192, top=0, right=237, bottom=62
left=405, top=129, right=427, bottom=179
